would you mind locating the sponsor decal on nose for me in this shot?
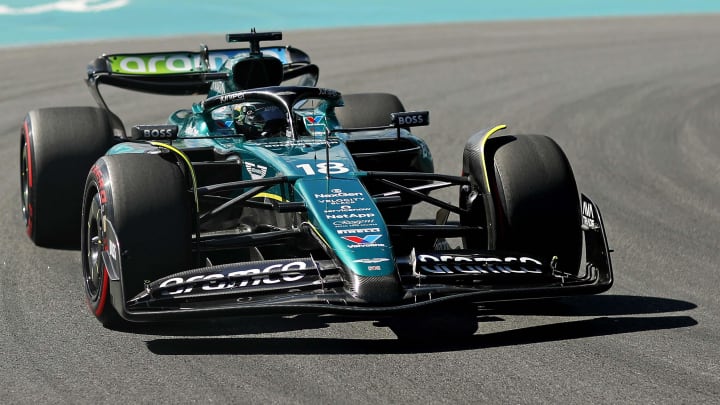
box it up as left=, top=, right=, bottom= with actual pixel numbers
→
left=342, top=235, right=381, bottom=244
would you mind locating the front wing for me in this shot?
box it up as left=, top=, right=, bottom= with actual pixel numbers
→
left=107, top=195, right=612, bottom=322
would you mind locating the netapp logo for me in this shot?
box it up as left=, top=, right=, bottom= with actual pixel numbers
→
left=326, top=213, right=375, bottom=219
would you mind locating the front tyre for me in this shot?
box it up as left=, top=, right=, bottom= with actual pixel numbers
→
left=488, top=135, right=582, bottom=275
left=81, top=154, right=192, bottom=329
left=83, top=190, right=123, bottom=327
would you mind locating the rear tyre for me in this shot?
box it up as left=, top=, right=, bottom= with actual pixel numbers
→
left=484, top=135, right=582, bottom=275
left=82, top=154, right=192, bottom=329
left=335, top=92, right=405, bottom=128
left=336, top=93, right=413, bottom=223
left=20, top=107, right=116, bottom=248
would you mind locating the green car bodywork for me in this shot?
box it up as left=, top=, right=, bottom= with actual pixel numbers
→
left=60, top=32, right=612, bottom=326
left=106, top=85, right=434, bottom=278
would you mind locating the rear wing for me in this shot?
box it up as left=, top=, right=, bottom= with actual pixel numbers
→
left=86, top=43, right=318, bottom=109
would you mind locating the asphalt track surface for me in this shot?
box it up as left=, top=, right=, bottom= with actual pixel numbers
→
left=1, top=15, right=719, bottom=404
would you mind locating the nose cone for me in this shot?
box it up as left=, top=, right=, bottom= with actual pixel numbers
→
left=296, top=177, right=403, bottom=304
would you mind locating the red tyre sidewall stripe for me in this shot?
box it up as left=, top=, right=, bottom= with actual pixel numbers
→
left=94, top=266, right=110, bottom=317
left=23, top=120, right=33, bottom=188
left=23, top=120, right=34, bottom=236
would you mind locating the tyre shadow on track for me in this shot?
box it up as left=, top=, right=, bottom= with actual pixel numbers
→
left=143, top=294, right=698, bottom=355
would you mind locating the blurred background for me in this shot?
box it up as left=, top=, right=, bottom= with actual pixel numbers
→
left=2, top=0, right=720, bottom=47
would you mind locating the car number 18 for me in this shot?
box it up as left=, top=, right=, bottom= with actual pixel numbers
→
left=296, top=162, right=349, bottom=175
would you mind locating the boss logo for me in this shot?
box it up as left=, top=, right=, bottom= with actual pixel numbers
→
left=391, top=111, right=430, bottom=127
left=397, top=115, right=423, bottom=125
left=131, top=125, right=178, bottom=140
left=143, top=129, right=173, bottom=138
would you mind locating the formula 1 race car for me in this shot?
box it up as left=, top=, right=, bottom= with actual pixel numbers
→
left=19, top=31, right=612, bottom=337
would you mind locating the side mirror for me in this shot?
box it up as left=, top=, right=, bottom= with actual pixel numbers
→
left=391, top=111, right=429, bottom=128
left=130, top=124, right=179, bottom=141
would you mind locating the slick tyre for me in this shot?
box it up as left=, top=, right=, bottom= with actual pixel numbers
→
left=336, top=93, right=413, bottom=223
left=483, top=135, right=582, bottom=275
left=334, top=93, right=405, bottom=128
left=81, top=154, right=192, bottom=329
left=20, top=107, right=117, bottom=248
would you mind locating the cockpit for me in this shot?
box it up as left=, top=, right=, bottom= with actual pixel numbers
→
left=211, top=100, right=289, bottom=139
left=204, top=88, right=342, bottom=140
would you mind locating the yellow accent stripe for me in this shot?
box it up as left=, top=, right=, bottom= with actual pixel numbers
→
left=479, top=124, right=507, bottom=193
left=149, top=142, right=199, bottom=211
left=304, top=222, right=329, bottom=247
left=255, top=192, right=285, bottom=202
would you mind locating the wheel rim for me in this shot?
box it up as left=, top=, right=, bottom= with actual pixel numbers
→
left=20, top=137, right=29, bottom=227
left=84, top=193, right=104, bottom=301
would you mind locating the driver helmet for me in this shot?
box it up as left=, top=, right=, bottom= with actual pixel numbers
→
left=233, top=102, right=287, bottom=139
